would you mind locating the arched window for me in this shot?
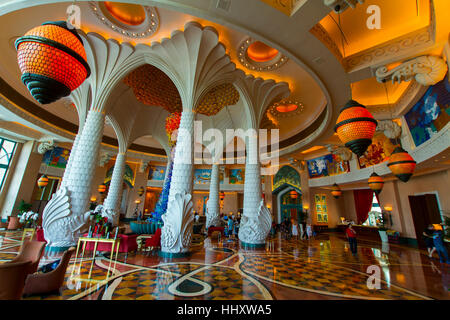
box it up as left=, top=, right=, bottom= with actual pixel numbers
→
left=0, top=138, right=17, bottom=189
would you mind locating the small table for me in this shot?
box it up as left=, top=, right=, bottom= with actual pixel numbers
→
left=72, top=236, right=121, bottom=280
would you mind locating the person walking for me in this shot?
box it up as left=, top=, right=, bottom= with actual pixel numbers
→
left=346, top=223, right=357, bottom=256
left=423, top=225, right=436, bottom=258
left=306, top=223, right=313, bottom=240
left=431, top=224, right=449, bottom=264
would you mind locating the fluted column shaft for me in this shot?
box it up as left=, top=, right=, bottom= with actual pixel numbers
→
left=161, top=110, right=195, bottom=255
left=168, top=110, right=195, bottom=201
left=206, top=163, right=220, bottom=228
left=64, top=110, right=105, bottom=218
left=60, top=132, right=81, bottom=190
left=243, top=134, right=262, bottom=218
left=104, top=152, right=126, bottom=224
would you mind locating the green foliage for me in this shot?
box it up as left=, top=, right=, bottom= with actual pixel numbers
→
left=17, top=200, right=32, bottom=215
left=444, top=216, right=450, bottom=238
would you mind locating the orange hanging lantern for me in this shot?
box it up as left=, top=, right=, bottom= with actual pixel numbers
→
left=334, top=100, right=378, bottom=157
left=220, top=191, right=225, bottom=201
left=15, top=21, right=90, bottom=104
left=98, top=184, right=107, bottom=194
left=387, top=147, right=416, bottom=182
left=37, top=175, right=49, bottom=189
left=289, top=190, right=298, bottom=199
left=368, top=172, right=384, bottom=195
left=331, top=183, right=342, bottom=199
left=138, top=186, right=145, bottom=197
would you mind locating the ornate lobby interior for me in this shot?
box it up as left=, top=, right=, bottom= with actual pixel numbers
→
left=0, top=0, right=449, bottom=301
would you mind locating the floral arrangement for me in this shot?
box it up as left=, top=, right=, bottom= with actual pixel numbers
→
left=19, top=210, right=39, bottom=228
left=88, top=212, right=112, bottom=237
left=165, top=112, right=181, bottom=146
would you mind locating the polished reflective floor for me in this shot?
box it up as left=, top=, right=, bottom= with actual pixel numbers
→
left=0, top=230, right=448, bottom=300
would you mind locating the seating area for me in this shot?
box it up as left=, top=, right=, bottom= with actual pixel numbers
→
left=82, top=233, right=139, bottom=260
left=23, top=247, right=75, bottom=297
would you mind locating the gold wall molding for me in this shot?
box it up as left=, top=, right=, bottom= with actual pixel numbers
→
left=311, top=0, right=436, bottom=73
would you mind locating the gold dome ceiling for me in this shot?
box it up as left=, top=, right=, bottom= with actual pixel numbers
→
left=123, top=64, right=182, bottom=113
left=247, top=41, right=279, bottom=62
left=124, top=65, right=239, bottom=116
left=104, top=2, right=147, bottom=26
left=196, top=83, right=240, bottom=116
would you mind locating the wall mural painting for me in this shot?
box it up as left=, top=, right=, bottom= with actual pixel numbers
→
left=105, top=163, right=136, bottom=188
left=148, top=165, right=166, bottom=181
left=405, top=72, right=450, bottom=147
left=193, top=169, right=224, bottom=185
left=306, top=154, right=349, bottom=179
left=229, top=168, right=244, bottom=184
left=42, top=147, right=70, bottom=169
left=315, top=194, right=328, bottom=224
left=357, top=132, right=397, bottom=169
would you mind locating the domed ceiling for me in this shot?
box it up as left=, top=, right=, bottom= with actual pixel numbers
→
left=0, top=0, right=448, bottom=161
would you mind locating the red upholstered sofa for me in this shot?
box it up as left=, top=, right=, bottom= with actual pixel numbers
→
left=207, top=226, right=224, bottom=237
left=82, top=233, right=138, bottom=259
left=36, top=227, right=46, bottom=243
left=144, top=228, right=161, bottom=250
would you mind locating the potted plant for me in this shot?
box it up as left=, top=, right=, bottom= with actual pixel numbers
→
left=17, top=200, right=32, bottom=216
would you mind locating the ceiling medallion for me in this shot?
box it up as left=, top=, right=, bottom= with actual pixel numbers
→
left=89, top=2, right=159, bottom=39
left=237, top=37, right=288, bottom=72
left=266, top=100, right=304, bottom=126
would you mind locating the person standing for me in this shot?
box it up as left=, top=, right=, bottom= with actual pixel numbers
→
left=346, top=223, right=357, bottom=255
left=292, top=219, right=299, bottom=240
left=423, top=225, right=436, bottom=258
left=227, top=216, right=234, bottom=238
left=271, top=221, right=277, bottom=238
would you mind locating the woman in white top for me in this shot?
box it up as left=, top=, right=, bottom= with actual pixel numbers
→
left=291, top=219, right=299, bottom=240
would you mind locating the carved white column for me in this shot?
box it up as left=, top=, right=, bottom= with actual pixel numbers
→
left=167, top=110, right=195, bottom=201
left=59, top=133, right=81, bottom=190
left=42, top=109, right=105, bottom=248
left=206, top=163, right=220, bottom=228
left=104, top=152, right=126, bottom=225
left=238, top=134, right=272, bottom=247
left=161, top=110, right=195, bottom=255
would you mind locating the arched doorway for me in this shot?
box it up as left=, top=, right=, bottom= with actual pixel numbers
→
left=272, top=165, right=304, bottom=223
left=279, top=188, right=303, bottom=223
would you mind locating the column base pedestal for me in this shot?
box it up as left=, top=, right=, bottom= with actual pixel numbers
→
left=158, top=250, right=191, bottom=259
left=45, top=245, right=73, bottom=254
left=240, top=241, right=266, bottom=249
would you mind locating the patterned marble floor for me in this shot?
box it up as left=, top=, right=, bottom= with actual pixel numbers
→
left=0, top=230, right=448, bottom=300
